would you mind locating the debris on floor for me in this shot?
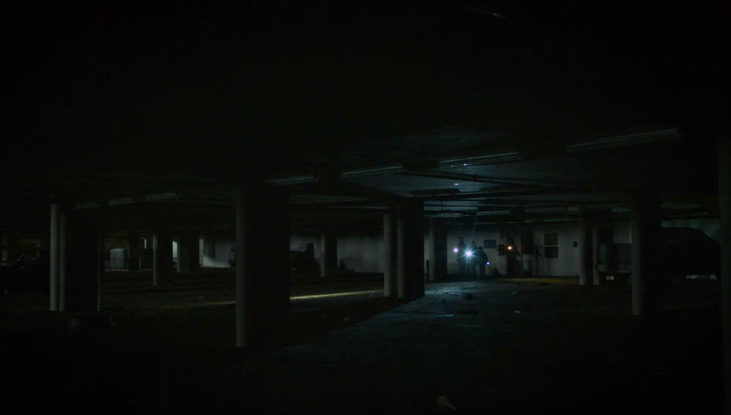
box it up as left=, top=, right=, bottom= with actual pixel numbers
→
left=343, top=316, right=353, bottom=322
left=514, top=310, right=522, bottom=314
left=512, top=291, right=518, bottom=295
left=437, top=395, right=457, bottom=411
left=441, top=299, right=447, bottom=304
left=462, top=294, right=473, bottom=300
left=458, top=310, right=479, bottom=315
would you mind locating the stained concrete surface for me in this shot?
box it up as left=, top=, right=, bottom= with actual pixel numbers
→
left=0, top=277, right=723, bottom=414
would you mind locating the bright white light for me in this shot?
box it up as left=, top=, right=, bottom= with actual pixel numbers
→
left=463, top=163, right=467, bottom=166
left=507, top=246, right=513, bottom=250
left=466, top=250, right=473, bottom=257
left=454, top=183, right=459, bottom=186
left=486, top=261, right=490, bottom=265
left=453, top=248, right=459, bottom=253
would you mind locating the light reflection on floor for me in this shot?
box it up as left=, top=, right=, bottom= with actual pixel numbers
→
left=155, top=289, right=384, bottom=309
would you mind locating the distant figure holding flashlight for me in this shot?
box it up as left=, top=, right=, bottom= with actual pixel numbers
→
left=477, top=246, right=488, bottom=278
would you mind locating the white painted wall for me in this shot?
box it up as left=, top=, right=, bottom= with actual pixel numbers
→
left=337, top=235, right=385, bottom=273
left=444, top=222, right=582, bottom=277
left=290, top=234, right=386, bottom=273
left=201, top=239, right=233, bottom=268
left=202, top=219, right=625, bottom=278
left=193, top=216, right=723, bottom=276
left=613, top=222, right=632, bottom=244
left=531, top=223, right=580, bottom=277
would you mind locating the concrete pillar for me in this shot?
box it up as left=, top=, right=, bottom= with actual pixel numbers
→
left=717, top=137, right=731, bottom=415
left=592, top=222, right=600, bottom=286
left=153, top=229, right=173, bottom=287
left=578, top=217, right=589, bottom=285
left=236, top=180, right=290, bottom=349
left=397, top=211, right=406, bottom=298
left=49, top=203, right=59, bottom=311
left=66, top=209, right=101, bottom=312
left=319, top=231, right=337, bottom=277
left=1, top=234, right=8, bottom=263
left=199, top=235, right=205, bottom=267
left=190, top=234, right=200, bottom=270
left=176, top=233, right=197, bottom=274
left=127, top=231, right=140, bottom=271
left=428, top=217, right=438, bottom=282
left=426, top=217, right=448, bottom=281
left=58, top=207, right=67, bottom=311
left=396, top=200, right=425, bottom=300
left=383, top=212, right=397, bottom=297
left=235, top=183, right=251, bottom=348
left=631, top=189, right=663, bottom=317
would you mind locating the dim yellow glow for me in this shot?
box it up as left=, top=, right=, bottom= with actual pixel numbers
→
left=154, top=289, right=383, bottom=309
left=290, top=290, right=381, bottom=300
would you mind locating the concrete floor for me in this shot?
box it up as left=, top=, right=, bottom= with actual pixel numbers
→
left=0, top=276, right=723, bottom=414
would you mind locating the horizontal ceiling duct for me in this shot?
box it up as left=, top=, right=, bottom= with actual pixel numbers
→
left=438, top=151, right=522, bottom=166
left=268, top=151, right=524, bottom=186
left=75, top=192, right=180, bottom=209
left=566, top=128, right=680, bottom=152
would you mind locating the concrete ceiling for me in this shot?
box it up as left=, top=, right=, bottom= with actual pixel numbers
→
left=1, top=1, right=728, bottom=234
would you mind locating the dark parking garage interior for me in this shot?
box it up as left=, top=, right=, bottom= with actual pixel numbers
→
left=1, top=1, right=730, bottom=414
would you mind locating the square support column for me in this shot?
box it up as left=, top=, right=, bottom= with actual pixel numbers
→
left=428, top=217, right=448, bottom=282
left=383, top=212, right=397, bottom=297
left=319, top=231, right=337, bottom=277
left=66, top=209, right=101, bottom=313
left=127, top=231, right=140, bottom=271
left=717, top=137, right=731, bottom=415
left=153, top=229, right=173, bottom=287
left=631, top=188, right=663, bottom=317
left=176, top=233, right=199, bottom=274
left=1, top=234, right=8, bottom=264
left=578, top=217, right=591, bottom=286
left=428, top=217, right=438, bottom=282
left=58, top=207, right=68, bottom=311
left=397, top=200, right=425, bottom=300
left=592, top=223, right=600, bottom=286
left=236, top=180, right=290, bottom=349
left=199, top=235, right=205, bottom=268
left=49, top=203, right=59, bottom=311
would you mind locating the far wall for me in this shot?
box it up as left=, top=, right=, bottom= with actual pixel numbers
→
left=194, top=218, right=721, bottom=276
left=446, top=222, right=581, bottom=277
